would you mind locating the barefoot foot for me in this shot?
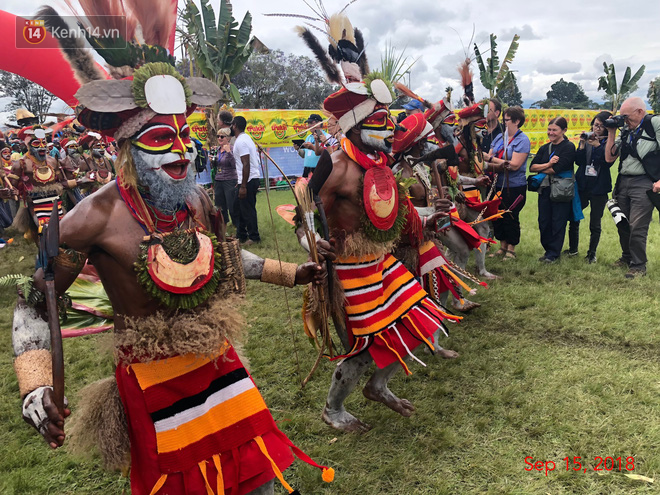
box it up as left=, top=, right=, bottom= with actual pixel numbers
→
left=362, top=387, right=415, bottom=417
left=437, top=348, right=459, bottom=359
left=452, top=299, right=481, bottom=312
left=479, top=270, right=500, bottom=280
left=322, top=405, right=372, bottom=433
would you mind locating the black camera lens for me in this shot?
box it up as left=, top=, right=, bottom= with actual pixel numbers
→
left=604, top=115, right=626, bottom=129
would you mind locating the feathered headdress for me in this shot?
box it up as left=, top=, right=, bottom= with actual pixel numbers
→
left=266, top=1, right=368, bottom=85
left=36, top=0, right=223, bottom=140
left=269, top=2, right=395, bottom=133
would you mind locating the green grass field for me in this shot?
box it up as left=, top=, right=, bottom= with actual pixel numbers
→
left=1, top=185, right=659, bottom=494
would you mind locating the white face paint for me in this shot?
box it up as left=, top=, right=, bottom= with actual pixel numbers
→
left=359, top=109, right=395, bottom=153
left=131, top=147, right=198, bottom=213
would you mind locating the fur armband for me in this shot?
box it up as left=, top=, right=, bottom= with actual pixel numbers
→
left=260, top=258, right=297, bottom=288
left=14, top=349, right=52, bottom=398
left=67, top=179, right=78, bottom=188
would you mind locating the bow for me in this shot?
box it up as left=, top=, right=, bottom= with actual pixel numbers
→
left=256, top=144, right=336, bottom=387
left=38, top=204, right=65, bottom=414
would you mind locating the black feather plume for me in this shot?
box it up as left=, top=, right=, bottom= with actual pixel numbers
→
left=299, top=28, right=341, bottom=84
left=354, top=28, right=369, bottom=76
left=35, top=5, right=105, bottom=83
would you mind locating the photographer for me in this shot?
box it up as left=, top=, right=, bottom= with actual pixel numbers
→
left=605, top=97, right=660, bottom=278
left=296, top=113, right=330, bottom=178
left=567, top=111, right=615, bottom=263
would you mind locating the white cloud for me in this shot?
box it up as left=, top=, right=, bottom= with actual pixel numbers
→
left=2, top=0, right=659, bottom=109
left=502, top=24, right=542, bottom=41
left=535, top=59, right=582, bottom=75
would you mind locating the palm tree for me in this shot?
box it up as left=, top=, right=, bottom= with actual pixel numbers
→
left=597, top=63, right=645, bottom=114
left=179, top=0, right=266, bottom=145
left=473, top=34, right=520, bottom=99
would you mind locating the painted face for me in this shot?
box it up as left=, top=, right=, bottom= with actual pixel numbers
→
left=360, top=109, right=395, bottom=152
left=91, top=140, right=106, bottom=158
left=1, top=148, right=10, bottom=161
left=29, top=138, right=48, bottom=161
left=131, top=114, right=193, bottom=181
left=473, top=118, right=488, bottom=140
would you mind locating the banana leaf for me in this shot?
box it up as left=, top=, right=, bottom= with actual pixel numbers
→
left=199, top=0, right=219, bottom=52
left=488, top=35, right=499, bottom=85
left=237, top=12, right=253, bottom=48
left=621, top=65, right=645, bottom=94
left=495, top=34, right=520, bottom=89
left=474, top=41, right=495, bottom=92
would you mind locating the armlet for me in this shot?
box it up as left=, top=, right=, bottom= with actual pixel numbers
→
left=260, top=258, right=297, bottom=288
left=55, top=246, right=87, bottom=271
left=14, top=349, right=52, bottom=398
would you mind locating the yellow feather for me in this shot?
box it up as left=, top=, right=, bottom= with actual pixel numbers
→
left=328, top=13, right=355, bottom=47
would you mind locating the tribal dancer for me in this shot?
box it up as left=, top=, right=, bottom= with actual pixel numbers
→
left=1, top=143, right=20, bottom=217
left=390, top=113, right=466, bottom=358
left=289, top=11, right=453, bottom=432
left=8, top=125, right=76, bottom=244
left=76, top=132, right=114, bottom=195
left=11, top=5, right=334, bottom=495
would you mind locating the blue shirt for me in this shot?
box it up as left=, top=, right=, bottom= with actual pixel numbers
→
left=491, top=130, right=531, bottom=187
left=303, top=132, right=329, bottom=169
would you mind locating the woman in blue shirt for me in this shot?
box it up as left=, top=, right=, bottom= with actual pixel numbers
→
left=567, top=111, right=614, bottom=263
left=484, top=106, right=531, bottom=259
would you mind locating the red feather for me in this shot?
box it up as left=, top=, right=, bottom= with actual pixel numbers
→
left=458, top=58, right=472, bottom=88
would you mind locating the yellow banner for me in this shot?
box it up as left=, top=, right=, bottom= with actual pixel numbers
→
left=187, top=108, right=600, bottom=154
left=520, top=109, right=599, bottom=154
left=187, top=109, right=324, bottom=149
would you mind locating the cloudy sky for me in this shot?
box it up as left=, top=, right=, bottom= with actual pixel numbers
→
left=3, top=0, right=660, bottom=114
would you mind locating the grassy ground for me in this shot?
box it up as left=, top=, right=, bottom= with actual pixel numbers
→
left=1, top=184, right=659, bottom=494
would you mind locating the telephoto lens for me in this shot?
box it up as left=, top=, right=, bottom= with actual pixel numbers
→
left=607, top=199, right=628, bottom=226
left=604, top=114, right=626, bottom=129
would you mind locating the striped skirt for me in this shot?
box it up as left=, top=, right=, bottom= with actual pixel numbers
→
left=117, top=343, right=329, bottom=494
left=335, top=253, right=451, bottom=373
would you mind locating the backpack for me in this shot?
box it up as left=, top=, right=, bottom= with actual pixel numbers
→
left=629, top=115, right=660, bottom=181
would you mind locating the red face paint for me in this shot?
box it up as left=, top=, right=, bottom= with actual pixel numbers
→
left=132, top=114, right=192, bottom=155
left=361, top=109, right=395, bottom=132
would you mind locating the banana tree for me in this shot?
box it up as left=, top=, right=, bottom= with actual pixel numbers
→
left=597, top=63, right=645, bottom=114
left=473, top=34, right=520, bottom=99
left=179, top=0, right=265, bottom=146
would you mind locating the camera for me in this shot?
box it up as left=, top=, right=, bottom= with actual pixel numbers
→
left=580, top=131, right=595, bottom=140
left=607, top=199, right=628, bottom=226
left=604, top=114, right=626, bottom=129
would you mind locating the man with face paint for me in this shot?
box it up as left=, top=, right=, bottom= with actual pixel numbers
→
left=7, top=126, right=79, bottom=243
left=77, top=132, right=114, bottom=195
left=9, top=60, right=335, bottom=494
left=304, top=77, right=455, bottom=434
left=0, top=143, right=19, bottom=218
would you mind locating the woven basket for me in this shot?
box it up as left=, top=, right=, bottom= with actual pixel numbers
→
left=218, top=236, right=246, bottom=295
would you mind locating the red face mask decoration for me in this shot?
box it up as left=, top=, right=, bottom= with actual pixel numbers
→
left=132, top=114, right=192, bottom=156
left=1, top=148, right=10, bottom=161
left=29, top=138, right=49, bottom=160
left=131, top=114, right=195, bottom=182
left=360, top=109, right=395, bottom=152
